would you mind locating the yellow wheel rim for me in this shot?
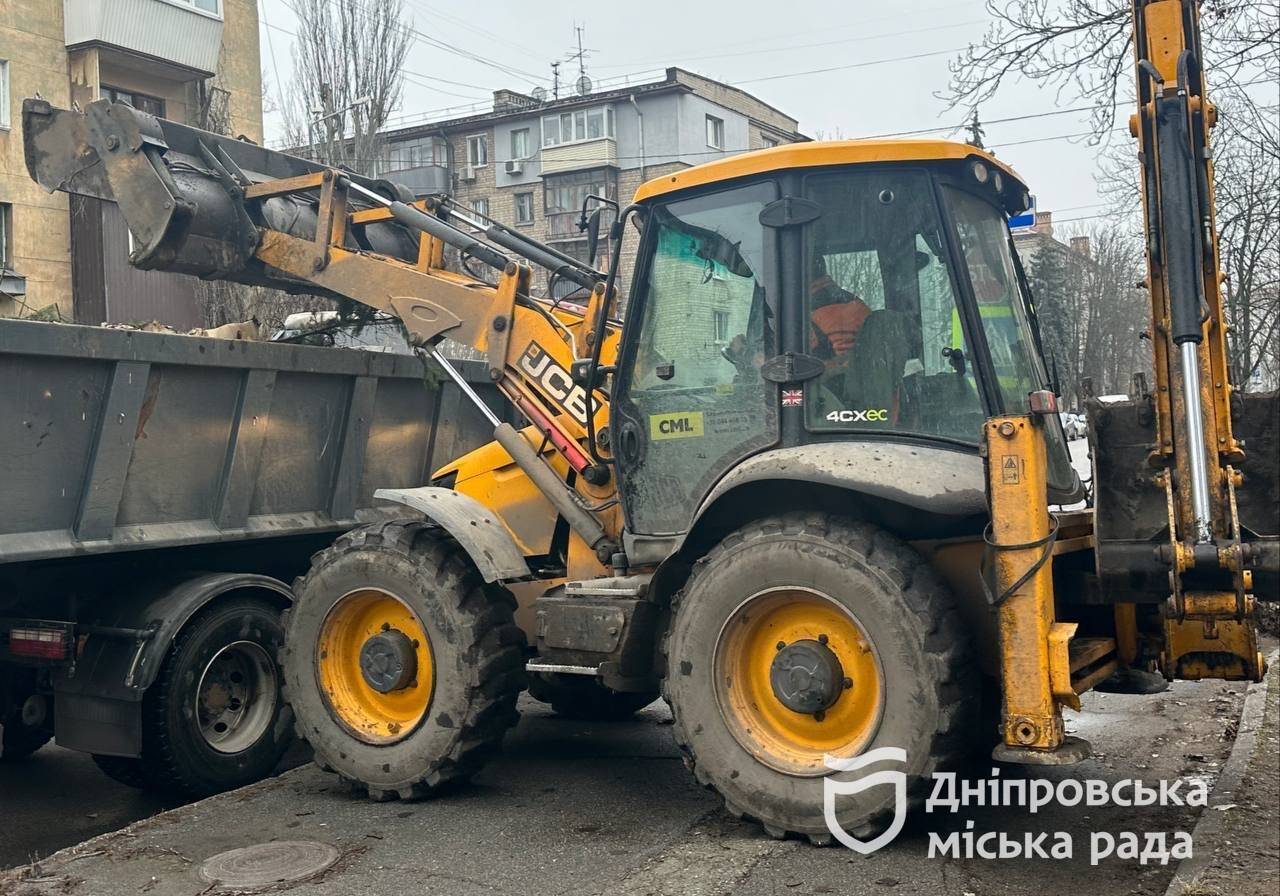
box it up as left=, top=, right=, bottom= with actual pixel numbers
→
left=317, top=588, right=434, bottom=745
left=715, top=587, right=884, bottom=776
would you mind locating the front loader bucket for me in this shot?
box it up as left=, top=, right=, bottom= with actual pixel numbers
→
left=22, top=98, right=418, bottom=295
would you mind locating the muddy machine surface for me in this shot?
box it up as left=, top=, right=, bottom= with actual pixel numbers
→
left=20, top=0, right=1277, bottom=842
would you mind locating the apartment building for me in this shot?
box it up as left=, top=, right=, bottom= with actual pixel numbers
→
left=0, top=0, right=262, bottom=325
left=375, top=68, right=805, bottom=297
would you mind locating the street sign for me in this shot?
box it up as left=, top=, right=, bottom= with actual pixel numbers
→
left=1008, top=195, right=1037, bottom=231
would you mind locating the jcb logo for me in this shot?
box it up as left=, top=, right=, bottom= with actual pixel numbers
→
left=650, top=411, right=704, bottom=441
left=519, top=343, right=589, bottom=425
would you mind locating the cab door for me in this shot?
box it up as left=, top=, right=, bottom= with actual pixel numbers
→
left=611, top=180, right=780, bottom=536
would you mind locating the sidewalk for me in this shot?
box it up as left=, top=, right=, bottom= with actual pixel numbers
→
left=1165, top=651, right=1280, bottom=896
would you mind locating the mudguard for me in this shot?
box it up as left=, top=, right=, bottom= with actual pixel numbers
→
left=53, top=573, right=291, bottom=756
left=374, top=487, right=532, bottom=583
left=693, top=441, right=988, bottom=530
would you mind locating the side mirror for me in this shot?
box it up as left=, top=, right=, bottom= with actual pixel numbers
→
left=585, top=208, right=604, bottom=267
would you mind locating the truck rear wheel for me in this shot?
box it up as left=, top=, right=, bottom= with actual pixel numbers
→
left=282, top=522, right=526, bottom=800
left=663, top=513, right=976, bottom=844
left=0, top=676, right=53, bottom=761
left=527, top=674, right=659, bottom=720
left=92, top=597, right=291, bottom=796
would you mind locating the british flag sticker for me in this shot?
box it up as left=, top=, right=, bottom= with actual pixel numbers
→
left=782, top=389, right=804, bottom=408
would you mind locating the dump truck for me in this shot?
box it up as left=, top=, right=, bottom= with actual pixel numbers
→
left=18, top=0, right=1278, bottom=844
left=0, top=317, right=505, bottom=793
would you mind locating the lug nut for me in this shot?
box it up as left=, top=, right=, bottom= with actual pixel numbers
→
left=842, top=677, right=853, bottom=689
left=818, top=633, right=829, bottom=645
left=814, top=710, right=826, bottom=722
left=776, top=641, right=786, bottom=651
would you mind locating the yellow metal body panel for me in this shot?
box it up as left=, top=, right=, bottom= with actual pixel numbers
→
left=985, top=416, right=1067, bottom=751
left=633, top=138, right=1028, bottom=202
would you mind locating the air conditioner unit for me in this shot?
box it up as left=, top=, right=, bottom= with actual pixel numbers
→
left=505, top=159, right=524, bottom=175
left=460, top=165, right=477, bottom=182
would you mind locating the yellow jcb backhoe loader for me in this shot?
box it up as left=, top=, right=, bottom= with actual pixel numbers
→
left=22, top=0, right=1276, bottom=844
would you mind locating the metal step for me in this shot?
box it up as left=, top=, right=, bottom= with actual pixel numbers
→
left=563, top=574, right=652, bottom=599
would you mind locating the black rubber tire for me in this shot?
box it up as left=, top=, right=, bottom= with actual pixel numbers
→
left=0, top=720, right=53, bottom=761
left=663, top=512, right=977, bottom=845
left=527, top=674, right=659, bottom=720
left=283, top=521, right=526, bottom=801
left=93, top=598, right=292, bottom=797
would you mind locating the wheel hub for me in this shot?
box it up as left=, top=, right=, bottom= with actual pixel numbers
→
left=359, top=629, right=417, bottom=693
left=769, top=638, right=846, bottom=714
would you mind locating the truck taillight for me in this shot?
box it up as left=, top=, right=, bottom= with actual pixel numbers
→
left=9, top=627, right=69, bottom=660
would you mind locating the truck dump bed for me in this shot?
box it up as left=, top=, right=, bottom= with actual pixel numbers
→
left=0, top=319, right=498, bottom=565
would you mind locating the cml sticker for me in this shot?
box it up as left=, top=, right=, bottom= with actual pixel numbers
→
left=650, top=411, right=705, bottom=440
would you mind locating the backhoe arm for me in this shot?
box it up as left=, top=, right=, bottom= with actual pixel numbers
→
left=1086, top=0, right=1277, bottom=681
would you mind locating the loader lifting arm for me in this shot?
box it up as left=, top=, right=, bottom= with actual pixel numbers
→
left=22, top=97, right=628, bottom=573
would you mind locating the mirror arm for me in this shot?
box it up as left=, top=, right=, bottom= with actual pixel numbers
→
left=583, top=204, right=642, bottom=468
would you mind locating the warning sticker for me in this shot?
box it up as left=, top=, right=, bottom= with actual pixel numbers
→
left=1001, top=455, right=1021, bottom=485
left=650, top=411, right=705, bottom=441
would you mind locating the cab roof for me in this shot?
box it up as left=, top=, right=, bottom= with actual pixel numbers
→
left=632, top=138, right=1027, bottom=204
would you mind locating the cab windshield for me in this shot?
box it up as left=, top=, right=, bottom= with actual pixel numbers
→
left=945, top=186, right=1077, bottom=497
left=802, top=169, right=1077, bottom=497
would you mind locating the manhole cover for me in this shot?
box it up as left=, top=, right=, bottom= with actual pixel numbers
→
left=199, top=841, right=340, bottom=889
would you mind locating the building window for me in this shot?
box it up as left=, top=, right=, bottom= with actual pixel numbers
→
left=761, top=134, right=779, bottom=148
left=515, top=193, right=534, bottom=226
left=0, top=203, right=13, bottom=270
left=466, top=134, right=488, bottom=167
left=541, top=106, right=615, bottom=148
left=706, top=115, right=725, bottom=150
left=713, top=309, right=731, bottom=344
left=471, top=198, right=490, bottom=218
left=510, top=128, right=530, bottom=160
left=163, top=0, right=222, bottom=16
left=103, top=85, right=166, bottom=118
left=0, top=60, right=11, bottom=129
left=385, top=136, right=447, bottom=172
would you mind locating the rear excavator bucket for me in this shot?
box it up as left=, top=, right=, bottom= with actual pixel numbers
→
left=22, top=97, right=420, bottom=296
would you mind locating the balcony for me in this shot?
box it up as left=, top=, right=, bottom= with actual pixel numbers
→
left=383, top=165, right=450, bottom=199
left=540, top=138, right=618, bottom=175
left=545, top=211, right=587, bottom=242
left=64, top=0, right=223, bottom=77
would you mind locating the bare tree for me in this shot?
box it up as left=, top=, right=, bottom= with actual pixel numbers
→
left=1030, top=223, right=1150, bottom=406
left=281, top=0, right=413, bottom=175
left=942, top=0, right=1278, bottom=136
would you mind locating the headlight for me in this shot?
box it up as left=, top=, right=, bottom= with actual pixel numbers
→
left=992, top=170, right=1004, bottom=193
left=969, top=160, right=990, bottom=184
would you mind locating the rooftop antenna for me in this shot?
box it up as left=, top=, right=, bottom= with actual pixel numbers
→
left=567, top=24, right=594, bottom=95
left=551, top=61, right=561, bottom=100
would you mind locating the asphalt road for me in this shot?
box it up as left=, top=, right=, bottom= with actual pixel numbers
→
left=0, top=740, right=313, bottom=870
left=1, top=677, right=1261, bottom=896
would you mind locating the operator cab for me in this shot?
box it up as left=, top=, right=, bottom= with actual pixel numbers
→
left=611, top=141, right=1081, bottom=537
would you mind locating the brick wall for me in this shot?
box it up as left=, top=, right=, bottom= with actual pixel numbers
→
left=1, top=0, right=73, bottom=318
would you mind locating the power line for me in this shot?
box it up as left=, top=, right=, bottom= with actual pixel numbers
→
left=599, top=19, right=986, bottom=69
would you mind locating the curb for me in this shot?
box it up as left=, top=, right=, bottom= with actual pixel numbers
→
left=1163, top=649, right=1278, bottom=896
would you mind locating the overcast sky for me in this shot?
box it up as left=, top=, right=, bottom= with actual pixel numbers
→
left=258, top=0, right=1148, bottom=226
